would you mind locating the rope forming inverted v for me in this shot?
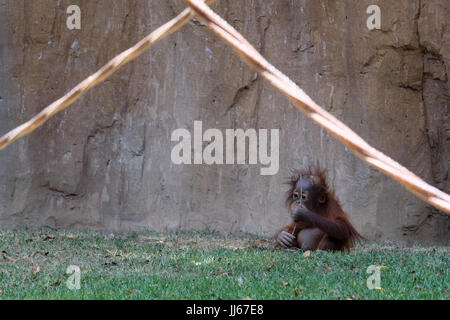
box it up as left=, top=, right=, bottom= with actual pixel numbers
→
left=0, top=0, right=449, bottom=214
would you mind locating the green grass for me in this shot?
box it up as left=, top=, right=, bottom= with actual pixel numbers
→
left=0, top=229, right=448, bottom=299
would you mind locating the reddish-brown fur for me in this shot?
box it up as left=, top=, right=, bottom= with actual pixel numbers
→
left=275, top=168, right=362, bottom=251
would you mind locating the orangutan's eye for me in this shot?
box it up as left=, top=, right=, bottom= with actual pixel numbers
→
left=293, top=191, right=299, bottom=200
left=301, top=192, right=307, bottom=200
left=319, top=194, right=326, bottom=204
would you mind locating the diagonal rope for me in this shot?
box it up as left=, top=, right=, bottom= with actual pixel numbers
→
left=0, top=0, right=448, bottom=214
left=0, top=0, right=215, bottom=151
left=183, top=0, right=450, bottom=214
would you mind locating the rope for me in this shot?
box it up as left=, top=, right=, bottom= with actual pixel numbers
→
left=0, top=0, right=449, bottom=214
left=0, top=0, right=215, bottom=150
left=183, top=0, right=450, bottom=214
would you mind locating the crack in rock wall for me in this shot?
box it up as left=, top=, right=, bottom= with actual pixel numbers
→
left=0, top=0, right=448, bottom=244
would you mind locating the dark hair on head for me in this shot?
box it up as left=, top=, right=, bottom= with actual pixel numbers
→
left=284, top=166, right=329, bottom=207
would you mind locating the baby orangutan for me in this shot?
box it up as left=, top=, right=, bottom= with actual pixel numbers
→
left=276, top=169, right=361, bottom=251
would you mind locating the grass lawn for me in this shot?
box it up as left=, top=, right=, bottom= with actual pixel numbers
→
left=0, top=229, right=448, bottom=300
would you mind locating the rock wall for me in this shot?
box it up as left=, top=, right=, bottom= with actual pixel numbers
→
left=0, top=0, right=448, bottom=244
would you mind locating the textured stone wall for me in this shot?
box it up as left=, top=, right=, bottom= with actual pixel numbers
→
left=0, top=0, right=448, bottom=244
